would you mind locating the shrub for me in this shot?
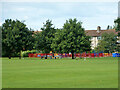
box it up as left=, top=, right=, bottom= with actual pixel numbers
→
left=22, top=50, right=39, bottom=57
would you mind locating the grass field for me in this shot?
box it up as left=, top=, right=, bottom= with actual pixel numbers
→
left=2, top=57, right=118, bottom=88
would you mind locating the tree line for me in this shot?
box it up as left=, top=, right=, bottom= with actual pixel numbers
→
left=1, top=18, right=120, bottom=59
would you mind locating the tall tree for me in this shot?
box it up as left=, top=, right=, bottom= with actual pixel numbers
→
left=114, top=17, right=120, bottom=36
left=51, top=28, right=65, bottom=53
left=35, top=20, right=56, bottom=56
left=51, top=18, right=91, bottom=59
left=107, top=25, right=113, bottom=30
left=2, top=19, right=34, bottom=59
left=107, top=25, right=110, bottom=30
left=96, top=32, right=117, bottom=53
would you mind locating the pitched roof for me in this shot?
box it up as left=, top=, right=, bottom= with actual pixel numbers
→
left=32, top=29, right=118, bottom=37
left=85, top=29, right=118, bottom=37
left=32, top=31, right=42, bottom=34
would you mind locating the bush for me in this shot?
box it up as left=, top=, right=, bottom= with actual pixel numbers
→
left=22, top=50, right=39, bottom=57
left=2, top=51, right=19, bottom=57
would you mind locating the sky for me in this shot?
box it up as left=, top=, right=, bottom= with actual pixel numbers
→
left=1, top=2, right=118, bottom=30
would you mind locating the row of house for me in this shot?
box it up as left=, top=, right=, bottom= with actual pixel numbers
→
left=33, top=26, right=118, bottom=50
left=85, top=26, right=118, bottom=49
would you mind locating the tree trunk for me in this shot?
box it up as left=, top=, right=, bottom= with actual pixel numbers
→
left=45, top=54, right=47, bottom=59
left=19, top=56, right=21, bottom=59
left=8, top=55, right=11, bottom=59
left=75, top=53, right=76, bottom=59
left=72, top=51, right=74, bottom=59
left=19, top=51, right=21, bottom=59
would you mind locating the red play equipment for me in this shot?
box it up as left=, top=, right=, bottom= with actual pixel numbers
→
left=28, top=52, right=112, bottom=58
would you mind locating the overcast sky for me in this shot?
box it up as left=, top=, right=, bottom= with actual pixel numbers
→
left=1, top=2, right=118, bottom=30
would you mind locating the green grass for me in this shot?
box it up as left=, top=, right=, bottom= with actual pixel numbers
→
left=2, top=57, right=118, bottom=88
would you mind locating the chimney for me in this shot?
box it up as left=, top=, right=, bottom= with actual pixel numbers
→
left=97, top=26, right=101, bottom=33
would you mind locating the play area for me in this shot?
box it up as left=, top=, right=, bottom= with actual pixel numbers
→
left=28, top=52, right=120, bottom=59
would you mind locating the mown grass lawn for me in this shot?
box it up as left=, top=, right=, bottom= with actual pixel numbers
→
left=2, top=57, right=118, bottom=88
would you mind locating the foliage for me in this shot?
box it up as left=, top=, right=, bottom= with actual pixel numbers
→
left=2, top=19, right=35, bottom=59
left=35, top=20, right=56, bottom=53
left=114, top=17, right=120, bottom=31
left=51, top=18, right=91, bottom=59
left=106, top=25, right=113, bottom=30
left=114, top=17, right=120, bottom=36
left=22, top=50, right=39, bottom=57
left=95, top=32, right=118, bottom=53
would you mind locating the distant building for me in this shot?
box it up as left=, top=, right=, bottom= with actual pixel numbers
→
left=85, top=26, right=118, bottom=49
left=32, top=30, right=42, bottom=36
left=32, top=30, right=42, bottom=34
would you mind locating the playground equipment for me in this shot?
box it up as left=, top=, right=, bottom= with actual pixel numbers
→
left=112, top=53, right=120, bottom=57
left=28, top=52, right=114, bottom=59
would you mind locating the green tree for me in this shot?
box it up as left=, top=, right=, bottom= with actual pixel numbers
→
left=51, top=28, right=64, bottom=53
left=51, top=18, right=91, bottom=59
left=106, top=25, right=113, bottom=30
left=114, top=17, right=120, bottom=36
left=96, top=32, right=117, bottom=53
left=35, top=20, right=56, bottom=57
left=107, top=25, right=110, bottom=30
left=114, top=17, right=120, bottom=31
left=2, top=19, right=34, bottom=59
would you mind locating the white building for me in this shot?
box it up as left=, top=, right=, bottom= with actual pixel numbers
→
left=85, top=26, right=118, bottom=49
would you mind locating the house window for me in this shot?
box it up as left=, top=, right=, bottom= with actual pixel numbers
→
left=97, top=36, right=101, bottom=40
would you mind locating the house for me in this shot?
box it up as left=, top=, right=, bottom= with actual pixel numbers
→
left=85, top=26, right=118, bottom=49
left=32, top=30, right=42, bottom=36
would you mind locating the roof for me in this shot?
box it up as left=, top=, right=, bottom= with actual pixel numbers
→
left=85, top=29, right=118, bottom=37
left=32, top=31, right=42, bottom=34
left=32, top=29, right=118, bottom=37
